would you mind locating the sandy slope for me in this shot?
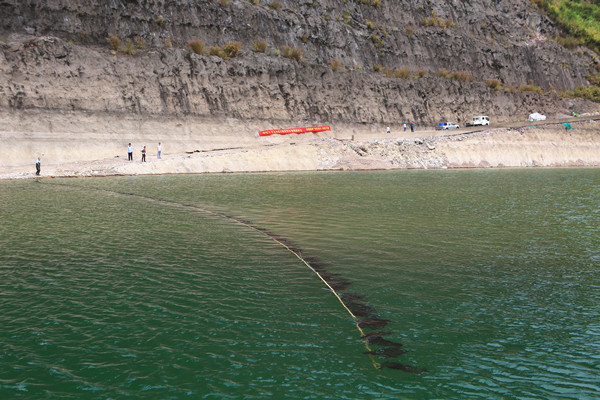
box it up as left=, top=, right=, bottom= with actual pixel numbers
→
left=1, top=110, right=599, bottom=180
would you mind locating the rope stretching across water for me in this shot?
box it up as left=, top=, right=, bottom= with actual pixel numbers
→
left=41, top=181, right=425, bottom=371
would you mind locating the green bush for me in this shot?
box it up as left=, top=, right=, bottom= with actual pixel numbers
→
left=571, top=85, right=600, bottom=102
left=533, top=0, right=600, bottom=53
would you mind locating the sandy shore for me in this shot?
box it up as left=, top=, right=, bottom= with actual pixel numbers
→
left=1, top=111, right=599, bottom=180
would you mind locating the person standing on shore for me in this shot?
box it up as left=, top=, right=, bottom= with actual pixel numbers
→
left=410, top=121, right=414, bottom=132
left=127, top=143, right=133, bottom=161
left=157, top=142, right=162, bottom=159
left=141, top=146, right=146, bottom=162
left=35, top=157, right=41, bottom=176
left=403, top=122, right=407, bottom=132
left=386, top=127, right=390, bottom=134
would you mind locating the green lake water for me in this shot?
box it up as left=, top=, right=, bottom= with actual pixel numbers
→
left=0, top=168, right=599, bottom=399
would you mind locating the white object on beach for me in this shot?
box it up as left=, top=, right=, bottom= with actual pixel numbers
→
left=528, top=112, right=546, bottom=121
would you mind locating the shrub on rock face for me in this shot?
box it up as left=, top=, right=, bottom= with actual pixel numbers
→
left=187, top=40, right=205, bottom=55
left=486, top=79, right=502, bottom=89
left=253, top=40, right=267, bottom=53
left=519, top=83, right=543, bottom=93
left=450, top=71, right=474, bottom=81
left=435, top=68, right=450, bottom=78
left=223, top=41, right=242, bottom=58
left=330, top=58, right=343, bottom=71
left=107, top=35, right=121, bottom=50
left=134, top=36, right=145, bottom=49
left=124, top=40, right=136, bottom=55
left=268, top=1, right=281, bottom=11
left=395, top=67, right=410, bottom=79
left=209, top=46, right=228, bottom=59
left=282, top=46, right=303, bottom=62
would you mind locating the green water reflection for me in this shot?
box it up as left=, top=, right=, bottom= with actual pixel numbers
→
left=0, top=168, right=598, bottom=399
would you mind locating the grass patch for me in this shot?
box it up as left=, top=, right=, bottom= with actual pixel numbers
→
left=485, top=78, right=502, bottom=89
left=268, top=1, right=282, bottom=11
left=253, top=40, right=267, bottom=53
left=223, top=41, right=242, bottom=58
left=519, top=83, right=544, bottom=93
left=564, top=85, right=600, bottom=102
left=449, top=71, right=474, bottom=81
left=187, top=39, right=205, bottom=55
left=123, top=40, right=136, bottom=55
left=435, top=69, right=474, bottom=81
left=531, top=0, right=600, bottom=53
left=282, top=46, right=303, bottom=62
left=330, top=58, right=344, bottom=72
left=435, top=68, right=450, bottom=78
left=107, top=35, right=121, bottom=51
left=421, top=11, right=456, bottom=28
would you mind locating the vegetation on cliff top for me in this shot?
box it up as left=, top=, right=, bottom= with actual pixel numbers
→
left=533, top=0, right=600, bottom=53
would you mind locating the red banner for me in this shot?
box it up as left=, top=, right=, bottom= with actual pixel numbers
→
left=259, top=125, right=331, bottom=136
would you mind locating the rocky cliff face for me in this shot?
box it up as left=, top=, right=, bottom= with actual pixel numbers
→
left=0, top=0, right=598, bottom=127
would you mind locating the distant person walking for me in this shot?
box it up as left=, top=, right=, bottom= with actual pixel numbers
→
left=403, top=122, right=407, bottom=132
left=127, top=143, right=133, bottom=161
left=410, top=121, right=414, bottom=132
left=157, top=142, right=162, bottom=159
left=386, top=127, right=390, bottom=134
left=35, top=157, right=41, bottom=176
left=141, top=146, right=147, bottom=162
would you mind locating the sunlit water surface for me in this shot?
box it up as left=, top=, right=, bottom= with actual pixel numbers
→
left=1, top=168, right=599, bottom=399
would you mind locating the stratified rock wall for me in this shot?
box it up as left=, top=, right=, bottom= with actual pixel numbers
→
left=0, top=0, right=598, bottom=127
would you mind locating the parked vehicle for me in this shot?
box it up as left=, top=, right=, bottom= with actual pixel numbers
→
left=466, top=115, right=490, bottom=127
left=436, top=122, right=460, bottom=130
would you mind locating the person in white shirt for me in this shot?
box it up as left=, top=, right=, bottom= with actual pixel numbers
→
left=127, top=143, right=133, bottom=161
left=157, top=142, right=162, bottom=159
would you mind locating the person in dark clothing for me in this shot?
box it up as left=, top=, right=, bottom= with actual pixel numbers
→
left=35, top=157, right=41, bottom=176
left=141, top=146, right=146, bottom=162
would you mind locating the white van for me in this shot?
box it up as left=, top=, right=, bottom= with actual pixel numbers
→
left=467, top=116, right=490, bottom=126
